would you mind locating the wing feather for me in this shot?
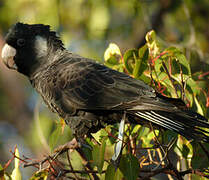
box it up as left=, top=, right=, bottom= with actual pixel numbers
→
left=51, top=55, right=171, bottom=111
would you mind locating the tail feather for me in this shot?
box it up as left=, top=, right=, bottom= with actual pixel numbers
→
left=134, top=110, right=209, bottom=142
left=136, top=111, right=184, bottom=132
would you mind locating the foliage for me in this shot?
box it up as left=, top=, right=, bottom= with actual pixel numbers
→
left=0, top=147, right=21, bottom=180
left=1, top=30, right=209, bottom=180
left=0, top=0, right=209, bottom=179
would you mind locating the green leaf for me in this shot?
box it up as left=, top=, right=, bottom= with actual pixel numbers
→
left=81, top=138, right=93, bottom=161
left=123, top=49, right=138, bottom=74
left=171, top=72, right=189, bottom=87
left=131, top=125, right=141, bottom=134
left=186, top=78, right=200, bottom=94
left=137, top=73, right=151, bottom=84
left=0, top=164, right=4, bottom=179
left=0, top=164, right=3, bottom=174
left=175, top=53, right=191, bottom=76
left=105, top=164, right=123, bottom=180
left=0, top=164, right=12, bottom=180
left=29, top=170, right=48, bottom=180
left=191, top=174, right=209, bottom=180
left=134, top=45, right=149, bottom=78
left=0, top=164, right=3, bottom=171
left=166, top=47, right=191, bottom=76
left=138, top=126, right=150, bottom=138
left=174, top=136, right=193, bottom=159
left=185, top=92, right=194, bottom=107
left=153, top=71, right=176, bottom=96
left=119, top=154, right=139, bottom=180
left=49, top=124, right=62, bottom=151
left=157, top=72, right=172, bottom=88
left=141, top=130, right=159, bottom=148
left=92, top=128, right=109, bottom=143
left=106, top=56, right=120, bottom=66
left=92, top=137, right=107, bottom=173
left=194, top=96, right=204, bottom=116
left=154, top=54, right=163, bottom=72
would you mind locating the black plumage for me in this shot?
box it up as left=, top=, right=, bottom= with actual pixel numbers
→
left=2, top=22, right=209, bottom=141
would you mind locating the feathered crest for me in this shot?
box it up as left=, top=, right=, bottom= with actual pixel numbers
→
left=7, top=22, right=64, bottom=50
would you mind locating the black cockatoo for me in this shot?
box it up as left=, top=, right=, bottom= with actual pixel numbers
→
left=1, top=22, right=209, bottom=142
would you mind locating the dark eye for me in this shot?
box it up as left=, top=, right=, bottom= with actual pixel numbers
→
left=17, top=38, right=25, bottom=46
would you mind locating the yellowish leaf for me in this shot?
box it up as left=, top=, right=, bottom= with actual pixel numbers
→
left=104, top=43, right=121, bottom=61
left=11, top=148, right=22, bottom=180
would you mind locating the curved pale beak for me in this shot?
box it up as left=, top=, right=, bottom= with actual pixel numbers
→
left=1, top=43, right=18, bottom=70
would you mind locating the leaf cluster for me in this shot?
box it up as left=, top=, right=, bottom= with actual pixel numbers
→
left=1, top=30, right=209, bottom=180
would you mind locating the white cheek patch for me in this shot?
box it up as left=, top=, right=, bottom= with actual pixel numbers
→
left=34, top=35, right=48, bottom=58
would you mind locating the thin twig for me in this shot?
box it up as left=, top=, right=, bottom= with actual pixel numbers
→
left=63, top=169, right=106, bottom=174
